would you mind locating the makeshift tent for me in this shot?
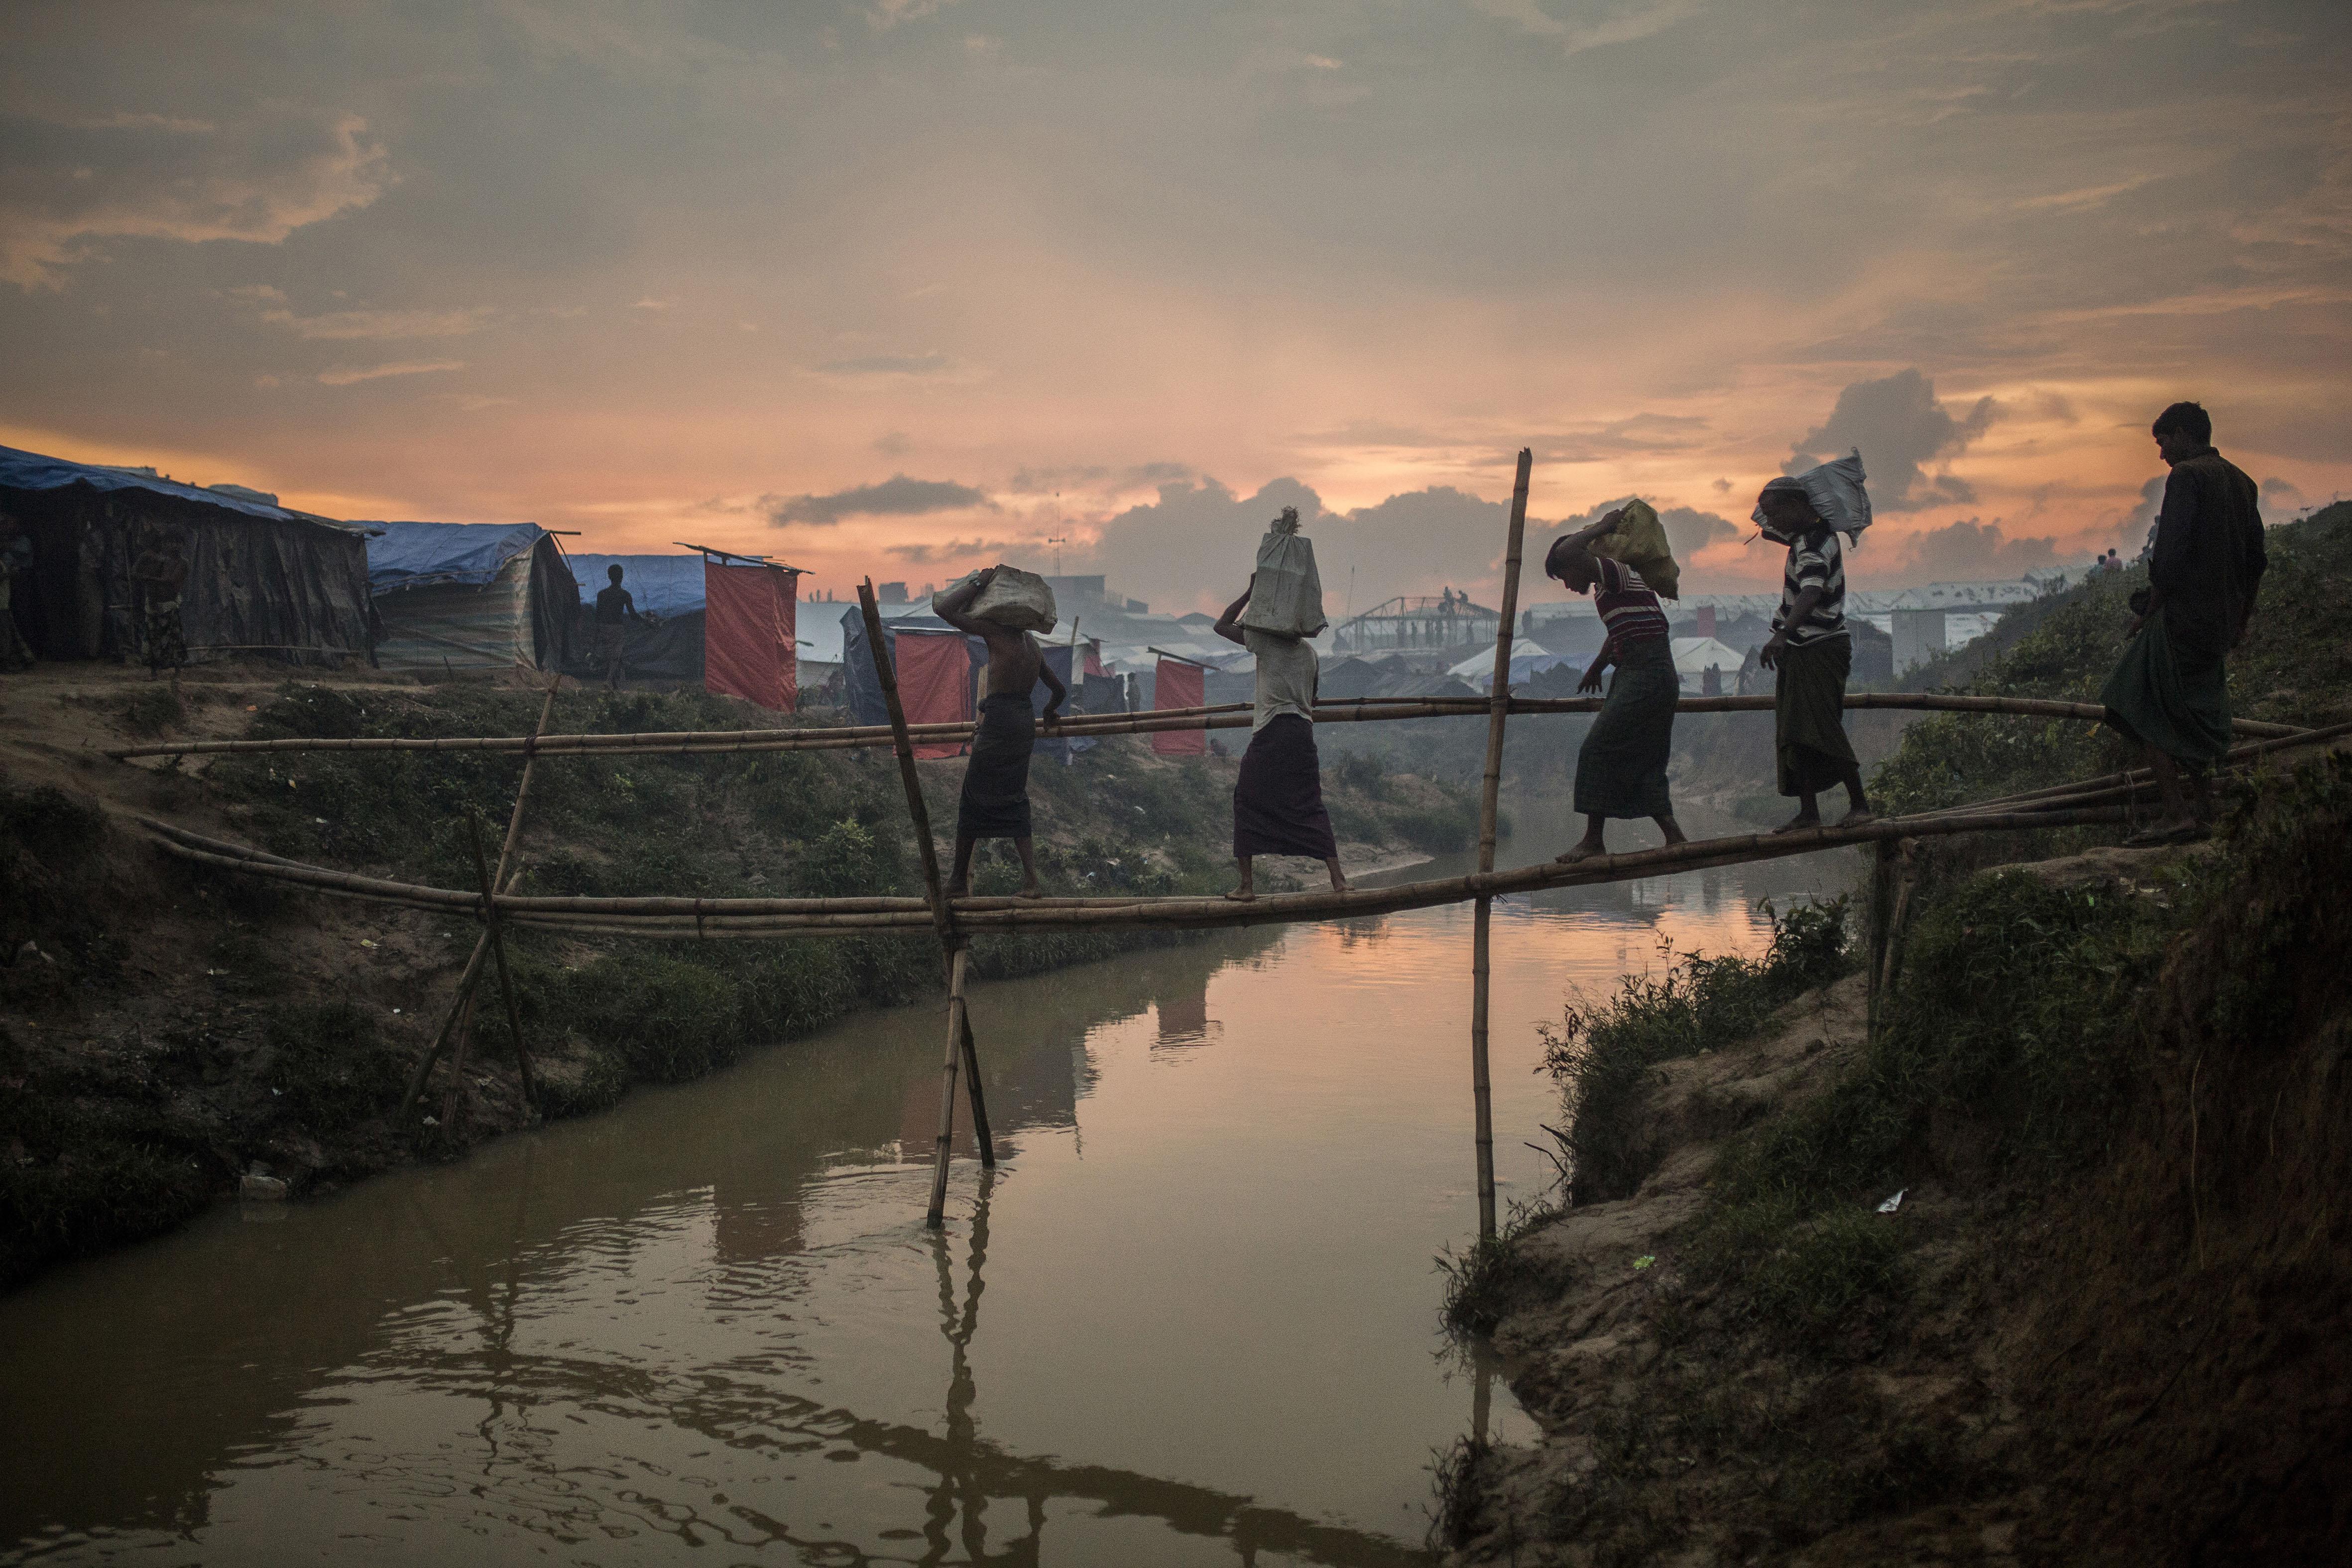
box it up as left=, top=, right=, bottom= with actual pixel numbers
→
left=1448, top=638, right=1567, bottom=686
left=563, top=555, right=708, bottom=683
left=362, top=521, right=578, bottom=673
left=1669, top=636, right=1747, bottom=696
left=894, top=631, right=972, bottom=759
left=702, top=558, right=801, bottom=712
left=0, top=443, right=374, bottom=666
left=1151, top=655, right=1208, bottom=756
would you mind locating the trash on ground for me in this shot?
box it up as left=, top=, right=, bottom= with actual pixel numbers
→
left=1878, top=1188, right=1906, bottom=1214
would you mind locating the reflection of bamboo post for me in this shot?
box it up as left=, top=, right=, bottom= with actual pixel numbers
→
left=859, top=581, right=997, bottom=1221
left=1469, top=448, right=1533, bottom=1242
left=931, top=946, right=973, bottom=1227
left=400, top=677, right=560, bottom=1123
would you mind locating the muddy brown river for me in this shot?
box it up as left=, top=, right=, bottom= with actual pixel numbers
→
left=0, top=798, right=1851, bottom=1566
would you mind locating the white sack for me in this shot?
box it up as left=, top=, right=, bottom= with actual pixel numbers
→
left=935, top=565, right=1058, bottom=633
left=1236, top=507, right=1328, bottom=637
left=1798, top=448, right=1872, bottom=542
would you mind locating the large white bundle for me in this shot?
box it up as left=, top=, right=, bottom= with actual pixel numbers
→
left=1796, top=448, right=1872, bottom=541
left=935, top=565, right=1058, bottom=633
left=1236, top=507, right=1327, bottom=637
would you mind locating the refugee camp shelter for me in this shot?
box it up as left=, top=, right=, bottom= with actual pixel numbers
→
left=362, top=521, right=579, bottom=674
left=562, top=554, right=712, bottom=685
left=1670, top=636, right=1747, bottom=696
left=0, top=443, right=374, bottom=666
left=1448, top=638, right=1566, bottom=686
left=566, top=548, right=805, bottom=713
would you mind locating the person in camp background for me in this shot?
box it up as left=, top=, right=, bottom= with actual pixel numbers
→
left=2098, top=401, right=2266, bottom=845
left=1756, top=478, right=1874, bottom=832
left=593, top=563, right=644, bottom=690
left=1214, top=574, right=1345, bottom=901
left=936, top=565, right=1065, bottom=898
left=130, top=528, right=189, bottom=678
left=1545, top=513, right=1687, bottom=863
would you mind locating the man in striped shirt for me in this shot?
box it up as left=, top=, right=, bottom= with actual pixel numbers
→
left=1757, top=477, right=1874, bottom=832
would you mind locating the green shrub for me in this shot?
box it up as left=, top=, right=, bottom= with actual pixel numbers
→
left=1544, top=899, right=1852, bottom=1204
left=267, top=1000, right=406, bottom=1131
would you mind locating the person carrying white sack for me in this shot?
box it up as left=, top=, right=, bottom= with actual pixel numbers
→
left=1213, top=508, right=1344, bottom=901
left=1755, top=449, right=1876, bottom=833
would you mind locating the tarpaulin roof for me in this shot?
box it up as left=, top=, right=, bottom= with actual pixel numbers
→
left=564, top=554, right=708, bottom=617
left=0, top=443, right=370, bottom=534
left=363, top=520, right=547, bottom=593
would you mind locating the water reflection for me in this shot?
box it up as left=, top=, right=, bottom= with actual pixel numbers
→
left=0, top=795, right=1859, bottom=1566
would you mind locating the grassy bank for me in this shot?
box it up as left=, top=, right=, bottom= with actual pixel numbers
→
left=1, top=674, right=1481, bottom=1288
left=1442, top=753, right=2352, bottom=1563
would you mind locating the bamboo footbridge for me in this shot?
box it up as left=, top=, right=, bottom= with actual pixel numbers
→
left=114, top=450, right=2336, bottom=1235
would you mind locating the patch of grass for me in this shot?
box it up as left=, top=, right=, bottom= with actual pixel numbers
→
left=1437, top=1196, right=1566, bottom=1337
left=117, top=685, right=187, bottom=738
left=1543, top=898, right=1852, bottom=1205
left=267, top=1000, right=407, bottom=1132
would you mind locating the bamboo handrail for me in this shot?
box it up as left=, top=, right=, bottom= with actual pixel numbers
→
left=1469, top=448, right=1532, bottom=1238
left=100, top=692, right=2310, bottom=761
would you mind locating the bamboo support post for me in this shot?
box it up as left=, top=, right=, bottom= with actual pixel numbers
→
left=859, top=581, right=997, bottom=1221
left=1469, top=447, right=1533, bottom=1241
left=468, top=811, right=539, bottom=1112
left=398, top=677, right=560, bottom=1122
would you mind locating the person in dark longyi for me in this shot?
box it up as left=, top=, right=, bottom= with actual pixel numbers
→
left=1756, top=478, right=1873, bottom=832
left=2098, top=401, right=2266, bottom=844
left=1545, top=513, right=1687, bottom=863
left=594, top=564, right=643, bottom=690
left=935, top=566, right=1065, bottom=899
left=1214, top=575, right=1345, bottom=902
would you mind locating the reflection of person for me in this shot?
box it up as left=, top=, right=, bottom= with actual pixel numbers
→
left=935, top=567, right=1065, bottom=899
left=593, top=564, right=641, bottom=690
left=0, top=515, right=33, bottom=671
left=130, top=530, right=189, bottom=678
left=2099, top=402, right=2266, bottom=845
left=1545, top=517, right=1686, bottom=863
left=1214, top=576, right=1344, bottom=901
left=1756, top=479, right=1873, bottom=832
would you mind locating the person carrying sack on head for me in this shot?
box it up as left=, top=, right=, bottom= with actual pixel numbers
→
left=1213, top=572, right=1345, bottom=901
left=1545, top=510, right=1686, bottom=863
left=2098, top=401, right=2266, bottom=845
left=934, top=565, right=1065, bottom=899
left=1756, top=475, right=1874, bottom=832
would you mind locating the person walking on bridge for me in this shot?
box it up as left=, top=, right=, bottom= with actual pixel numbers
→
left=937, top=566, right=1065, bottom=899
left=1756, top=478, right=1874, bottom=832
left=1545, top=513, right=1686, bottom=863
left=2100, top=401, right=2266, bottom=844
left=1215, top=575, right=1345, bottom=901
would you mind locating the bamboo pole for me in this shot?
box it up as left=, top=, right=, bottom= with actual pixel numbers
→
left=396, top=677, right=561, bottom=1122
left=104, top=691, right=2307, bottom=760
left=467, top=811, right=539, bottom=1112
left=1469, top=447, right=1533, bottom=1242
left=858, top=581, right=996, bottom=1215
left=930, top=946, right=974, bottom=1227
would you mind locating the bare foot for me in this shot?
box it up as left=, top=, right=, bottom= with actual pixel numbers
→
left=1014, top=882, right=1044, bottom=901
left=1772, top=812, right=1822, bottom=836
left=1554, top=843, right=1605, bottom=864
left=1327, top=877, right=1349, bottom=894
left=1224, top=886, right=1256, bottom=902
left=1837, top=806, right=1877, bottom=828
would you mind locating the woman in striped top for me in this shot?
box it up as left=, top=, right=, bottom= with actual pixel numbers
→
left=1544, top=517, right=1687, bottom=864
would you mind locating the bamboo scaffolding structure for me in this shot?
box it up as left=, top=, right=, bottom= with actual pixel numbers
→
left=100, top=692, right=2311, bottom=761
left=859, top=579, right=996, bottom=1225
left=1468, top=448, right=1532, bottom=1241
left=467, top=811, right=539, bottom=1111
left=397, top=677, right=560, bottom=1121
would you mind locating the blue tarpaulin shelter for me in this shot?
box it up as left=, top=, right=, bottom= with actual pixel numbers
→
left=0, top=442, right=374, bottom=666
left=360, top=521, right=579, bottom=674
left=562, top=554, right=710, bottom=683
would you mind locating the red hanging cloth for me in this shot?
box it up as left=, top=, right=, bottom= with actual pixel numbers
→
left=1151, top=656, right=1207, bottom=756
left=894, top=630, right=973, bottom=759
left=704, top=561, right=800, bottom=712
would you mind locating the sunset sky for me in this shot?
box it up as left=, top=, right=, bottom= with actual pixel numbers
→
left=3, top=0, right=2347, bottom=611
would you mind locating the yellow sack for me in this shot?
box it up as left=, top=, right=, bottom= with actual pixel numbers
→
left=1589, top=498, right=1679, bottom=599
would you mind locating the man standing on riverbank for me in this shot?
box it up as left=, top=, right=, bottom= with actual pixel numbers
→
left=2100, top=402, right=2266, bottom=844
left=1213, top=575, right=1344, bottom=901
left=1757, top=478, right=1873, bottom=832
left=936, top=566, right=1065, bottom=899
